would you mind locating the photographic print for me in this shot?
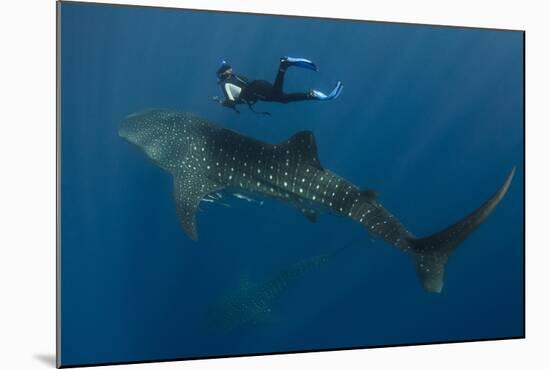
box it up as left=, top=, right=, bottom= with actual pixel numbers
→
left=57, top=1, right=524, bottom=366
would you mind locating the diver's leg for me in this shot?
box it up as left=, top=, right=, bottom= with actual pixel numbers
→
left=276, top=92, right=312, bottom=103
left=272, top=59, right=289, bottom=97
left=273, top=56, right=319, bottom=97
left=275, top=81, right=344, bottom=103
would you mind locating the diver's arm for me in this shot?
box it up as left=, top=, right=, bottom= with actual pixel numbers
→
left=212, top=95, right=240, bottom=114
left=216, top=78, right=245, bottom=113
left=222, top=99, right=240, bottom=114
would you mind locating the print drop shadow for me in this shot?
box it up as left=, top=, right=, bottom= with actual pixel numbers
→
left=33, top=353, right=56, bottom=367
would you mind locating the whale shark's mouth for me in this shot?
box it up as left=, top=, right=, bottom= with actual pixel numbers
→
left=119, top=109, right=166, bottom=144
left=119, top=108, right=180, bottom=141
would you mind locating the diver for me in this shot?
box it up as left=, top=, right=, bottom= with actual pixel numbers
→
left=213, top=56, right=343, bottom=115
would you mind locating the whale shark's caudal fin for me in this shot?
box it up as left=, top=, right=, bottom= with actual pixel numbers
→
left=408, top=166, right=516, bottom=293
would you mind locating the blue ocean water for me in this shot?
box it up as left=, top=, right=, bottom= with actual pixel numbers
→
left=59, top=2, right=524, bottom=367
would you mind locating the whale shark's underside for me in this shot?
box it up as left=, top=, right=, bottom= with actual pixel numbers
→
left=119, top=109, right=515, bottom=293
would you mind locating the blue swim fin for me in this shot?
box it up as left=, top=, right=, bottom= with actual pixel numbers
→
left=281, top=56, right=318, bottom=71
left=309, top=81, right=343, bottom=101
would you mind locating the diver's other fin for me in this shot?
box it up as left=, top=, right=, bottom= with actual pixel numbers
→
left=300, top=208, right=320, bottom=223
left=173, top=174, right=224, bottom=241
left=409, top=166, right=516, bottom=293
left=280, top=131, right=323, bottom=170
left=282, top=56, right=318, bottom=71
left=310, top=81, right=343, bottom=101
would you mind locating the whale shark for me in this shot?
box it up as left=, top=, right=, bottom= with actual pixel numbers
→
left=118, top=109, right=515, bottom=293
left=206, top=244, right=349, bottom=333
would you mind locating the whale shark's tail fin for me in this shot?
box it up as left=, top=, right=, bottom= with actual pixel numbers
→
left=408, top=166, right=516, bottom=293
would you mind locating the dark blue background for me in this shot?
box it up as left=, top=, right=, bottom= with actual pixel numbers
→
left=59, top=2, right=524, bottom=366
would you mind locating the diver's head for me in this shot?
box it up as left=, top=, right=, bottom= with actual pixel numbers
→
left=217, top=60, right=233, bottom=80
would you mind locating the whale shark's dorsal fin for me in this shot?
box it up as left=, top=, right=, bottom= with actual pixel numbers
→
left=279, top=131, right=323, bottom=170
left=174, top=174, right=224, bottom=241
left=360, top=189, right=379, bottom=202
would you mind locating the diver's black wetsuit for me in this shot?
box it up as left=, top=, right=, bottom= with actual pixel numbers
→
left=218, top=59, right=313, bottom=113
left=217, top=57, right=342, bottom=114
left=240, top=62, right=312, bottom=103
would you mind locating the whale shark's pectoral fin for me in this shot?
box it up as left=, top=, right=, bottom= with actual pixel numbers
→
left=280, top=131, right=323, bottom=170
left=173, top=174, right=224, bottom=241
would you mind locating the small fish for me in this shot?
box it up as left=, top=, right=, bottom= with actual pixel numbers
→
left=233, top=193, right=264, bottom=205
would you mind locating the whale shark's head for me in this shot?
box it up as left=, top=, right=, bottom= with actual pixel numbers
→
left=119, top=109, right=202, bottom=169
left=119, top=109, right=178, bottom=146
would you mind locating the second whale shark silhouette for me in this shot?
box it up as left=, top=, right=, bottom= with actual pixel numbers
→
left=206, top=243, right=352, bottom=333
left=119, top=109, right=515, bottom=293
